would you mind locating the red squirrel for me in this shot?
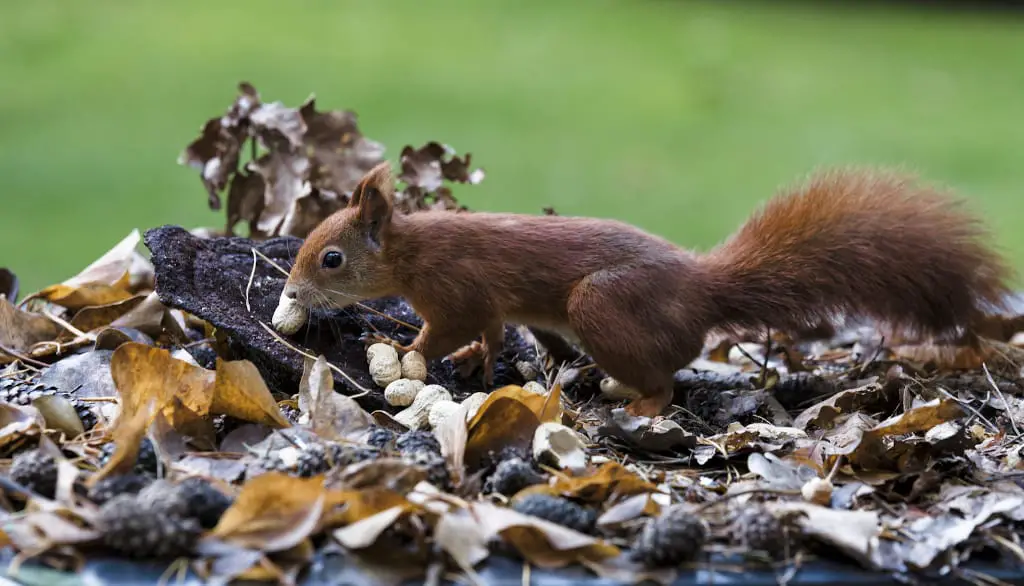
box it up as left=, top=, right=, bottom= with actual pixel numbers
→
left=281, top=162, right=1012, bottom=417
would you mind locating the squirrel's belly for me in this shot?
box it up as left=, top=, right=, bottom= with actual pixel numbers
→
left=507, top=313, right=582, bottom=347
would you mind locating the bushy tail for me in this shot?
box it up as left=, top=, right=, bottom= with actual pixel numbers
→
left=703, top=168, right=1013, bottom=339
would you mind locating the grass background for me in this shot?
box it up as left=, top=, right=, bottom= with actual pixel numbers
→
left=2, top=0, right=1023, bottom=294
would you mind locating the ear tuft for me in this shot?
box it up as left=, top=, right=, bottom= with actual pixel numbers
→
left=349, top=161, right=394, bottom=208
left=354, top=162, right=395, bottom=250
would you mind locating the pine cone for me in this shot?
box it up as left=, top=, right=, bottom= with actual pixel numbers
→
left=729, top=507, right=802, bottom=557
left=248, top=442, right=330, bottom=478
left=87, top=473, right=153, bottom=505
left=176, top=477, right=233, bottom=529
left=8, top=449, right=58, bottom=499
left=324, top=442, right=381, bottom=467
left=511, top=494, right=597, bottom=534
left=98, top=492, right=201, bottom=559
left=98, top=437, right=159, bottom=477
left=632, top=505, right=708, bottom=567
left=402, top=449, right=451, bottom=491
left=365, top=426, right=396, bottom=450
left=483, top=457, right=546, bottom=497
left=395, top=430, right=441, bottom=457
left=0, top=377, right=98, bottom=432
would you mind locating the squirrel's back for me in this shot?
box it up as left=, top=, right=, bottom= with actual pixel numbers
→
left=703, top=168, right=1013, bottom=339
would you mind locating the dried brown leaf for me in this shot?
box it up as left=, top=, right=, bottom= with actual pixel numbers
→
left=179, top=83, right=259, bottom=209
left=110, top=342, right=215, bottom=419
left=0, top=296, right=59, bottom=353
left=32, top=395, right=85, bottom=439
left=88, top=398, right=157, bottom=485
left=249, top=150, right=310, bottom=236
left=517, top=462, right=659, bottom=506
left=465, top=387, right=543, bottom=470
left=225, top=170, right=266, bottom=236
left=793, top=380, right=893, bottom=431
left=299, top=97, right=385, bottom=196
left=0, top=402, right=45, bottom=453
left=211, top=358, right=290, bottom=428
left=767, top=502, right=879, bottom=567
left=210, top=472, right=326, bottom=552
left=469, top=501, right=619, bottom=569
left=332, top=505, right=410, bottom=551
left=62, top=294, right=147, bottom=341
left=297, top=356, right=370, bottom=440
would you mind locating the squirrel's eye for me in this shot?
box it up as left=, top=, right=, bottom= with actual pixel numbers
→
left=321, top=250, right=344, bottom=269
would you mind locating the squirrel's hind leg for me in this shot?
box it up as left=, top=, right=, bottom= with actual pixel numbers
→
left=567, top=268, right=698, bottom=418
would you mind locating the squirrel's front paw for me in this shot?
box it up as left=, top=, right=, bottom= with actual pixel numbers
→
left=361, top=332, right=403, bottom=350
left=448, top=341, right=486, bottom=378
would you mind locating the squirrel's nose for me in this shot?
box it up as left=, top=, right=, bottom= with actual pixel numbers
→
left=283, top=285, right=298, bottom=299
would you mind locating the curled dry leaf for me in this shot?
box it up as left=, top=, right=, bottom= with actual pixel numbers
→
left=87, top=397, right=157, bottom=486
left=597, top=408, right=695, bottom=452
left=36, top=230, right=141, bottom=310
left=61, top=294, right=148, bottom=341
left=464, top=384, right=561, bottom=470
left=793, top=380, right=893, bottom=431
left=298, top=356, right=371, bottom=441
left=299, top=97, right=385, bottom=196
left=0, top=296, right=59, bottom=353
left=467, top=501, right=619, bottom=569
left=110, top=342, right=214, bottom=420
left=0, top=402, right=45, bottom=453
left=209, top=472, right=326, bottom=553
left=517, top=462, right=660, bottom=506
left=211, top=358, right=291, bottom=429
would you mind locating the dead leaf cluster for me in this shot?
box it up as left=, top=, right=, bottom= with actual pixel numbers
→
left=179, top=83, right=485, bottom=240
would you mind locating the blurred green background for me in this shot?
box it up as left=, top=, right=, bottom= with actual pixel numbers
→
left=2, top=0, right=1023, bottom=294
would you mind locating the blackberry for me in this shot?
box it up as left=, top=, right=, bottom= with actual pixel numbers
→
left=87, top=473, right=153, bottom=505
left=632, top=505, right=708, bottom=567
left=365, top=426, right=396, bottom=451
left=99, top=437, right=159, bottom=477
left=8, top=449, right=58, bottom=499
left=176, top=477, right=233, bottom=529
left=98, top=492, right=201, bottom=559
left=511, top=494, right=596, bottom=534
left=0, top=377, right=97, bottom=432
left=395, top=430, right=441, bottom=456
left=483, top=457, right=546, bottom=497
left=402, top=449, right=451, bottom=491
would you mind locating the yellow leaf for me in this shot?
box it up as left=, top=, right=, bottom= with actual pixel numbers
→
left=465, top=389, right=541, bottom=470
left=37, top=273, right=135, bottom=311
left=211, top=473, right=326, bottom=552
left=88, top=398, right=157, bottom=486
left=110, top=343, right=215, bottom=418
left=515, top=462, right=658, bottom=505
left=211, top=359, right=290, bottom=428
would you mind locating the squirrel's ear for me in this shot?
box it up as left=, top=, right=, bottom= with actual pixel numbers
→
left=349, top=161, right=394, bottom=209
left=355, top=162, right=395, bottom=250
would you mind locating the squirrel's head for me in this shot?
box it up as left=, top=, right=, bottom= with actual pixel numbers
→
left=283, top=161, right=397, bottom=310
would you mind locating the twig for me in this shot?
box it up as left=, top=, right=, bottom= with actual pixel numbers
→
left=982, top=362, right=1020, bottom=436
left=936, top=385, right=999, bottom=432
left=41, top=310, right=93, bottom=342
left=245, top=248, right=258, bottom=313
left=0, top=344, right=47, bottom=369
left=258, top=321, right=371, bottom=398
left=251, top=247, right=290, bottom=277
left=357, top=302, right=421, bottom=332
